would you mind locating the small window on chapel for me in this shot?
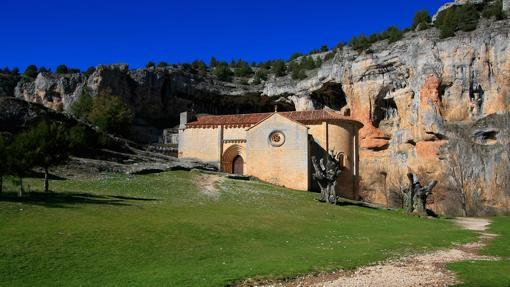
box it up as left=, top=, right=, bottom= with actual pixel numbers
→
left=269, top=131, right=285, bottom=147
left=337, top=153, right=345, bottom=168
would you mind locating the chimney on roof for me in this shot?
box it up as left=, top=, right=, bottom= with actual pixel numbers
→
left=179, top=111, right=196, bottom=129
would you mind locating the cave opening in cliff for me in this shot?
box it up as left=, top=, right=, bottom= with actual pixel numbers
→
left=310, top=82, right=347, bottom=111
left=372, top=89, right=398, bottom=128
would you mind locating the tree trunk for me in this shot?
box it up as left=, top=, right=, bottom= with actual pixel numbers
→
left=44, top=167, right=49, bottom=193
left=18, top=176, right=23, bottom=198
left=0, top=175, right=2, bottom=194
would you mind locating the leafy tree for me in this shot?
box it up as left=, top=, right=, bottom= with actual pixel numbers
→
left=88, top=91, right=134, bottom=137
left=38, top=67, right=50, bottom=74
left=84, top=66, right=96, bottom=77
left=300, top=56, right=316, bottom=70
left=209, top=57, right=218, bottom=68
left=260, top=60, right=273, bottom=70
left=68, top=68, right=80, bottom=74
left=70, top=88, right=93, bottom=120
left=291, top=68, right=307, bottom=80
left=8, top=131, right=35, bottom=197
left=457, top=4, right=480, bottom=32
left=255, top=68, right=268, bottom=81
left=145, top=61, right=156, bottom=69
left=320, top=45, right=329, bottom=52
left=482, top=0, right=505, bottom=20
left=289, top=53, right=303, bottom=61
left=24, top=121, right=70, bottom=192
left=271, top=60, right=286, bottom=77
left=335, top=42, right=345, bottom=51
left=24, top=65, right=38, bottom=78
left=157, top=61, right=169, bottom=68
left=349, top=35, right=371, bottom=51
left=56, top=64, right=69, bottom=74
left=192, top=60, right=207, bottom=74
left=412, top=10, right=431, bottom=30
left=234, top=60, right=253, bottom=77
left=213, top=62, right=233, bottom=82
left=11, top=67, right=19, bottom=75
left=381, top=26, right=404, bottom=43
left=324, top=51, right=336, bottom=61
left=435, top=4, right=480, bottom=38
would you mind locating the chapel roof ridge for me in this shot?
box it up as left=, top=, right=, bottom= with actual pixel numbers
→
left=185, top=109, right=363, bottom=128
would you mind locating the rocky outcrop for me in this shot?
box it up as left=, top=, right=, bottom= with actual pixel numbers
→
left=9, top=16, right=510, bottom=215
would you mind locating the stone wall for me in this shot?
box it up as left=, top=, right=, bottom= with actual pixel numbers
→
left=246, top=114, right=309, bottom=190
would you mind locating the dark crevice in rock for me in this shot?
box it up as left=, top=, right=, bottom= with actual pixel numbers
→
left=373, top=87, right=398, bottom=128
left=310, top=82, right=347, bottom=111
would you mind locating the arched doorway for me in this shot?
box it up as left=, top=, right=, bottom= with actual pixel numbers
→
left=221, top=145, right=246, bottom=174
left=232, top=155, right=244, bottom=175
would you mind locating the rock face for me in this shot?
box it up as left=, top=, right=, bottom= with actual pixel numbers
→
left=9, top=17, right=510, bottom=215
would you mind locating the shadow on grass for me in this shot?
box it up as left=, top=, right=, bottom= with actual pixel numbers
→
left=0, top=191, right=158, bottom=208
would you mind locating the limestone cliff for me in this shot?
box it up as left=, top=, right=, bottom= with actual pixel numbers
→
left=9, top=16, right=510, bottom=215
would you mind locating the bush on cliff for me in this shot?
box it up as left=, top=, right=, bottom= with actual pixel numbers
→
left=70, top=89, right=93, bottom=120
left=435, top=4, right=480, bottom=38
left=482, top=0, right=506, bottom=20
left=271, top=60, right=287, bottom=77
left=87, top=91, right=134, bottom=137
left=213, top=62, right=233, bottom=82
left=412, top=10, right=432, bottom=30
left=24, top=65, right=38, bottom=79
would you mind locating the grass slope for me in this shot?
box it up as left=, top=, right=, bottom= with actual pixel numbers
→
left=449, top=217, right=510, bottom=287
left=0, top=171, right=474, bottom=286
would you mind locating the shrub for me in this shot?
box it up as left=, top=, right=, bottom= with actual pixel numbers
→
left=87, top=91, right=134, bottom=137
left=38, top=67, right=50, bottom=74
left=435, top=4, right=480, bottom=38
left=289, top=53, right=303, bottom=61
left=213, top=62, right=233, bottom=82
left=324, top=52, right=336, bottom=61
left=381, top=26, right=404, bottom=43
left=84, top=67, right=96, bottom=77
left=349, top=35, right=371, bottom=51
left=412, top=10, right=431, bottom=30
left=24, top=65, right=38, bottom=78
left=56, top=64, right=69, bottom=74
left=255, top=68, right=268, bottom=81
left=291, top=69, right=307, bottom=80
left=209, top=57, right=218, bottom=68
left=320, top=45, right=329, bottom=52
left=70, top=88, right=93, bottom=120
left=482, top=0, right=505, bottom=20
left=300, top=56, right=316, bottom=70
left=271, top=60, right=287, bottom=77
left=233, top=60, right=253, bottom=77
left=192, top=60, right=207, bottom=74
left=145, top=61, right=156, bottom=69
left=157, top=61, right=169, bottom=68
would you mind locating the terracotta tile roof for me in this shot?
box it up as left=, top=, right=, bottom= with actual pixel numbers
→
left=186, top=110, right=363, bottom=128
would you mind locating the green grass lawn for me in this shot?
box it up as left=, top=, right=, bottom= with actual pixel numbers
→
left=0, top=171, right=474, bottom=287
left=449, top=217, right=510, bottom=287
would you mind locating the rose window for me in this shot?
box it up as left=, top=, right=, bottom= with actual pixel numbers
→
left=269, top=131, right=285, bottom=147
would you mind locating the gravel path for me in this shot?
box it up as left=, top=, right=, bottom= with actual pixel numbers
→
left=253, top=218, right=497, bottom=287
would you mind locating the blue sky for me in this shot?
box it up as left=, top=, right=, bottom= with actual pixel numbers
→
left=1, top=0, right=449, bottom=70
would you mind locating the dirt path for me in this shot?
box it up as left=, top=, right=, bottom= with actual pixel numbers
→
left=256, top=218, right=497, bottom=287
left=196, top=174, right=223, bottom=199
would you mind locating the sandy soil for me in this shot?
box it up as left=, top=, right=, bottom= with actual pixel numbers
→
left=196, top=174, right=223, bottom=199
left=250, top=217, right=498, bottom=287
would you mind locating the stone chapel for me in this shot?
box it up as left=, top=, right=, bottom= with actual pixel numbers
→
left=178, top=110, right=363, bottom=199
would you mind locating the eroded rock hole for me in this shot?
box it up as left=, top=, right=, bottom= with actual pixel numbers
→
left=373, top=89, right=398, bottom=128
left=310, top=82, right=347, bottom=111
